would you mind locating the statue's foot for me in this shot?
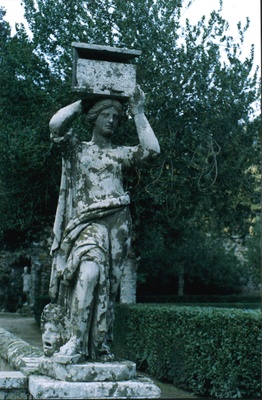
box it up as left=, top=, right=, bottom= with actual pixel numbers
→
left=96, top=343, right=115, bottom=362
left=58, top=336, right=80, bottom=357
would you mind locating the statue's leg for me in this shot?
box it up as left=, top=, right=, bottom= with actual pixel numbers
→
left=90, top=255, right=111, bottom=360
left=58, top=260, right=100, bottom=357
left=107, top=208, right=132, bottom=343
left=86, top=210, right=131, bottom=361
left=59, top=223, right=109, bottom=358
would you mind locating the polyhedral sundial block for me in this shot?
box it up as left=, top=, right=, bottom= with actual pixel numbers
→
left=72, top=43, right=141, bottom=100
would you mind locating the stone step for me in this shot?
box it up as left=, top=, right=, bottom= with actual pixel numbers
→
left=0, top=371, right=27, bottom=390
left=29, top=374, right=161, bottom=399
left=39, top=359, right=137, bottom=382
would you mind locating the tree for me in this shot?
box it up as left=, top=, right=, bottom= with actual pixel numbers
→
left=0, top=7, right=64, bottom=245
left=243, top=217, right=261, bottom=290
left=0, top=1, right=260, bottom=293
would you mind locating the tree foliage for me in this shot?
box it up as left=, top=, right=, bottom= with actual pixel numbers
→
left=0, top=8, right=62, bottom=244
left=243, top=216, right=261, bottom=289
left=0, top=1, right=260, bottom=292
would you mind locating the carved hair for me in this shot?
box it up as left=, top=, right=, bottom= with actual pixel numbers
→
left=40, top=303, right=67, bottom=332
left=86, top=99, right=123, bottom=123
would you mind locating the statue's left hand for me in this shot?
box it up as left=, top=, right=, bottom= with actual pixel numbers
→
left=129, top=85, right=145, bottom=116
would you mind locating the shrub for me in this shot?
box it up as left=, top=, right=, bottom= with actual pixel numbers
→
left=33, top=295, right=50, bottom=326
left=137, top=294, right=261, bottom=304
left=114, top=304, right=261, bottom=398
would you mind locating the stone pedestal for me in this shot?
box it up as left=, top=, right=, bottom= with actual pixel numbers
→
left=39, top=359, right=136, bottom=382
left=0, top=328, right=161, bottom=399
left=29, top=374, right=160, bottom=399
left=28, top=358, right=161, bottom=399
left=0, top=371, right=28, bottom=400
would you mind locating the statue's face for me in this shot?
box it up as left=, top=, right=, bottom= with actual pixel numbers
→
left=42, top=322, right=63, bottom=356
left=94, top=106, right=119, bottom=137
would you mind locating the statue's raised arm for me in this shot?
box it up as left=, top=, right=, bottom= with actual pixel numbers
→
left=130, top=85, right=160, bottom=156
left=49, top=100, right=82, bottom=140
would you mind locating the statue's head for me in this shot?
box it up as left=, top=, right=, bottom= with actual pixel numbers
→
left=41, top=303, right=68, bottom=357
left=86, top=99, right=123, bottom=138
left=86, top=99, right=123, bottom=123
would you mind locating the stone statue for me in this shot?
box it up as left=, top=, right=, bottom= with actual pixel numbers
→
left=22, top=266, right=32, bottom=306
left=43, top=86, right=160, bottom=362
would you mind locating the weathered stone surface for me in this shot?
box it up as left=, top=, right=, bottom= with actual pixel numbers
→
left=19, top=357, right=43, bottom=376
left=39, top=359, right=136, bottom=382
left=76, top=59, right=137, bottom=99
left=0, top=390, right=28, bottom=400
left=0, top=372, right=27, bottom=389
left=0, top=357, right=14, bottom=372
left=0, top=328, right=42, bottom=370
left=120, top=252, right=138, bottom=304
left=52, top=353, right=81, bottom=365
left=0, top=372, right=28, bottom=400
left=72, top=43, right=141, bottom=99
left=29, top=375, right=161, bottom=399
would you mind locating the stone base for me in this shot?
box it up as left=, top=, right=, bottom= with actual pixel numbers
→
left=39, top=358, right=136, bottom=382
left=0, top=371, right=28, bottom=400
left=0, top=328, right=161, bottom=398
left=53, top=353, right=82, bottom=364
left=29, top=374, right=161, bottom=399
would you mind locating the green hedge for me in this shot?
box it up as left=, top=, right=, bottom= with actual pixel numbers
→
left=137, top=294, right=261, bottom=304
left=113, top=304, right=261, bottom=398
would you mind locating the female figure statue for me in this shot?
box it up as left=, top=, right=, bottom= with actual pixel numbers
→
left=22, top=266, right=32, bottom=306
left=45, top=86, right=160, bottom=361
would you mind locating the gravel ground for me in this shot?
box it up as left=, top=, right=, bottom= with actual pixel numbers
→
left=0, top=313, right=198, bottom=399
